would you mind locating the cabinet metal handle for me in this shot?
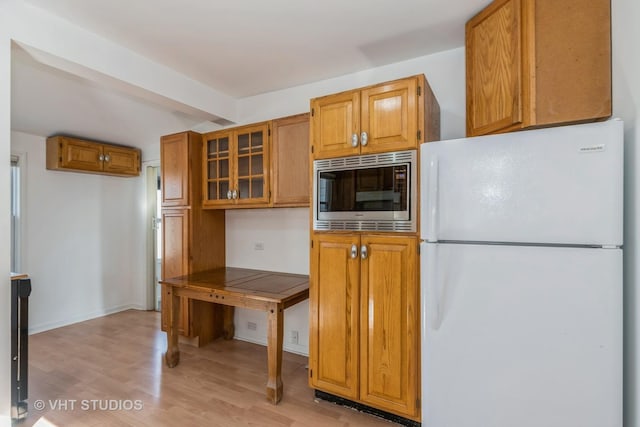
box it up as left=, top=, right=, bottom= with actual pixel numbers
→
left=351, top=133, right=359, bottom=148
left=350, top=244, right=358, bottom=259
left=232, top=189, right=238, bottom=199
left=360, top=132, right=368, bottom=147
left=360, top=245, right=368, bottom=260
left=99, top=154, right=105, bottom=162
left=227, top=190, right=232, bottom=199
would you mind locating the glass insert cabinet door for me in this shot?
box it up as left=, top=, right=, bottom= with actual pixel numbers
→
left=204, top=131, right=232, bottom=203
left=202, top=122, right=270, bottom=207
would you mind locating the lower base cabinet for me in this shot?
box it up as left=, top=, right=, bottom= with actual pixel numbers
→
left=309, top=233, right=420, bottom=421
left=160, top=207, right=226, bottom=346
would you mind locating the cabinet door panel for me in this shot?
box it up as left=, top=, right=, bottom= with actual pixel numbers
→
left=361, top=79, right=418, bottom=154
left=272, top=113, right=310, bottom=207
left=203, top=131, right=234, bottom=207
left=161, top=134, right=191, bottom=207
left=311, top=91, right=360, bottom=159
left=161, top=209, right=190, bottom=335
left=103, top=145, right=140, bottom=176
left=234, top=123, right=270, bottom=205
left=466, top=0, right=523, bottom=136
left=534, top=0, right=611, bottom=126
left=59, top=138, right=103, bottom=172
left=310, top=234, right=360, bottom=400
left=360, top=235, right=419, bottom=417
left=203, top=124, right=270, bottom=208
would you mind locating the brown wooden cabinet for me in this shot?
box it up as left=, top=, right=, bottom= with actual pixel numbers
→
left=309, top=234, right=360, bottom=400
left=271, top=113, right=310, bottom=207
left=46, top=135, right=140, bottom=177
left=160, top=131, right=225, bottom=346
left=310, top=75, right=440, bottom=159
left=203, top=122, right=271, bottom=208
left=309, top=233, right=419, bottom=420
left=160, top=209, right=190, bottom=336
left=161, top=132, right=193, bottom=207
left=465, top=0, right=612, bottom=136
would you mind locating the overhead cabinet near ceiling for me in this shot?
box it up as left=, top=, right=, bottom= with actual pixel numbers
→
left=310, top=74, right=440, bottom=159
left=46, top=135, right=141, bottom=176
left=465, top=0, right=612, bottom=136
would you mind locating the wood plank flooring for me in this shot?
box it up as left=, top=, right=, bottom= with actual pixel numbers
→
left=17, top=310, right=396, bottom=427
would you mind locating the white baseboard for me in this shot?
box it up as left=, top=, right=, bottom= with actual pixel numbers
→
left=28, top=304, right=142, bottom=335
left=233, top=334, right=309, bottom=357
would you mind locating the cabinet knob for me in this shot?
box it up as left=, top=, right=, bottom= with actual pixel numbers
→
left=104, top=154, right=111, bottom=162
left=227, top=190, right=232, bottom=199
left=360, top=245, right=368, bottom=260
left=99, top=154, right=105, bottom=162
left=232, top=189, right=238, bottom=199
left=360, top=132, right=368, bottom=147
left=350, top=244, right=358, bottom=259
left=351, top=133, right=359, bottom=148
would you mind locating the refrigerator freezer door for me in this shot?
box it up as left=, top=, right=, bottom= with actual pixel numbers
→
left=420, top=243, right=622, bottom=427
left=420, top=120, right=623, bottom=246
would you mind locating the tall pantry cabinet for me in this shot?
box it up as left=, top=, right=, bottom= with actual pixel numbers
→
left=160, top=131, right=226, bottom=346
left=309, top=74, right=439, bottom=423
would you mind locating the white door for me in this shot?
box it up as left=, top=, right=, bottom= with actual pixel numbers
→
left=420, top=120, right=623, bottom=246
left=421, top=242, right=622, bottom=427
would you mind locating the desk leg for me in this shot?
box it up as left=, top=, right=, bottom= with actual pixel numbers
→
left=223, top=305, right=235, bottom=340
left=164, top=286, right=180, bottom=367
left=266, top=302, right=284, bottom=404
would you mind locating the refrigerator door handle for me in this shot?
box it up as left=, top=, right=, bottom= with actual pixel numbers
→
left=426, top=156, right=439, bottom=242
left=425, top=243, right=442, bottom=330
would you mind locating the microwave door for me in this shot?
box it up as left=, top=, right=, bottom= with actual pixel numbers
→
left=313, top=150, right=417, bottom=232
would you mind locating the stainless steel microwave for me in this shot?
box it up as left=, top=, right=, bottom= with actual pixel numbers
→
left=313, top=150, right=417, bottom=232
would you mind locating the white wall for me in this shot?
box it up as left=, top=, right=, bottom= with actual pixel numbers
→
left=226, top=208, right=310, bottom=354
left=613, top=0, right=640, bottom=425
left=0, top=18, right=12, bottom=426
left=10, top=132, right=147, bottom=333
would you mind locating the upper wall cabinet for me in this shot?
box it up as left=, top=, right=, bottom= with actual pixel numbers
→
left=203, top=122, right=271, bottom=208
left=271, top=113, right=310, bottom=207
left=161, top=131, right=203, bottom=207
left=465, top=0, right=611, bottom=137
left=46, top=136, right=141, bottom=177
left=310, top=75, right=440, bottom=159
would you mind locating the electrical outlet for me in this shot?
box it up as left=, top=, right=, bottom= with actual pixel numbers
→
left=254, top=242, right=264, bottom=251
left=247, top=321, right=257, bottom=331
left=290, top=330, right=299, bottom=345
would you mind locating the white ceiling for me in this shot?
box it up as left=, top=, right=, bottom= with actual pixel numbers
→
left=11, top=0, right=486, bottom=149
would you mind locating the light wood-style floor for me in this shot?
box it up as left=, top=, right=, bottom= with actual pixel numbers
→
left=17, top=310, right=396, bottom=427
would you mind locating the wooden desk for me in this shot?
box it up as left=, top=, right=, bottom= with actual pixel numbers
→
left=160, top=267, right=309, bottom=404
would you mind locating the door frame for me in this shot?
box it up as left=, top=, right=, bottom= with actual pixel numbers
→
left=144, top=160, right=160, bottom=311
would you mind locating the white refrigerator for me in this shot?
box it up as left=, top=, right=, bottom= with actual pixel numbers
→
left=420, top=120, right=623, bottom=427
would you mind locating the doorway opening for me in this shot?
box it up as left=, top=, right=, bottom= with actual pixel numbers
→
left=146, top=165, right=162, bottom=311
left=155, top=172, right=162, bottom=311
